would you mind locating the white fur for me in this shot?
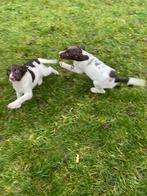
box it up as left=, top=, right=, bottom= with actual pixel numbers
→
left=59, top=50, right=145, bottom=93
left=8, top=58, right=59, bottom=109
left=127, top=78, right=145, bottom=86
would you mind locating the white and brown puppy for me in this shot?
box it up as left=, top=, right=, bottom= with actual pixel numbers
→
left=7, top=58, right=59, bottom=109
left=59, top=46, right=145, bottom=93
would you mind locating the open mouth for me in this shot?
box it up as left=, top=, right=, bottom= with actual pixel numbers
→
left=9, top=77, right=16, bottom=82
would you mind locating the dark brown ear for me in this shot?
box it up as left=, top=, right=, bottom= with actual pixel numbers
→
left=21, top=65, right=27, bottom=74
left=78, top=55, right=89, bottom=61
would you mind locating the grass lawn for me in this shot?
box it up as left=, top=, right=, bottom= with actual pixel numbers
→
left=0, top=0, right=147, bottom=195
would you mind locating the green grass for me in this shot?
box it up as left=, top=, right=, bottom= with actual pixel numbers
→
left=0, top=0, right=147, bottom=195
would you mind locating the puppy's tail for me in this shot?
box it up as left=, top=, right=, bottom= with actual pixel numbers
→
left=110, top=71, right=145, bottom=87
left=38, top=58, right=57, bottom=64
left=127, top=78, right=145, bottom=87
left=116, top=77, right=145, bottom=87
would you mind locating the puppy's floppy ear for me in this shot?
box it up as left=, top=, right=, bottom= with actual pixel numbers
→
left=80, top=54, right=89, bottom=61
left=21, top=65, right=27, bottom=74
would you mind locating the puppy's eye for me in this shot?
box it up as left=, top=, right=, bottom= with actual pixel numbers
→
left=15, top=70, right=19, bottom=73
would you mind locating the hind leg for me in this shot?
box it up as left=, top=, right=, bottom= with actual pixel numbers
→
left=49, top=67, right=59, bottom=75
left=90, top=81, right=105, bottom=94
left=38, top=78, right=43, bottom=86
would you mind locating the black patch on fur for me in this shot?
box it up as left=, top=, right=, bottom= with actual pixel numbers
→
left=60, top=46, right=89, bottom=61
left=24, top=61, right=35, bottom=67
left=109, top=70, right=129, bottom=83
left=128, top=84, right=133, bottom=87
left=24, top=59, right=40, bottom=68
left=34, top=59, right=40, bottom=64
left=28, top=69, right=35, bottom=82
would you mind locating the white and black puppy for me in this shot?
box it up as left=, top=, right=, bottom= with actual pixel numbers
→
left=7, top=58, right=59, bottom=109
left=59, top=46, right=145, bottom=93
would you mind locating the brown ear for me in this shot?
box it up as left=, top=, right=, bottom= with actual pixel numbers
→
left=21, top=65, right=27, bottom=74
left=78, top=55, right=89, bottom=61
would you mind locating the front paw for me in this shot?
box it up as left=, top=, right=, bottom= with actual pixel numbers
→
left=7, top=102, right=21, bottom=109
left=53, top=69, right=59, bottom=75
left=59, top=61, right=65, bottom=68
left=90, top=87, right=105, bottom=94
left=90, top=87, right=99, bottom=93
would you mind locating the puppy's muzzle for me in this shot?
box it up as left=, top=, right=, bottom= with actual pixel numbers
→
left=10, top=77, right=16, bottom=82
left=59, top=51, right=65, bottom=59
left=9, top=74, right=16, bottom=82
